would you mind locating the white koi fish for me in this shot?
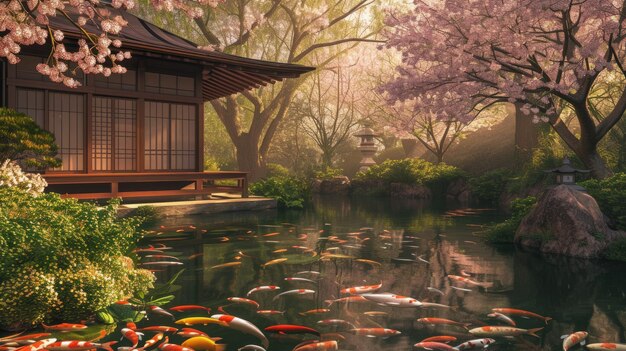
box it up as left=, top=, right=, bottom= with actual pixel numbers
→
left=454, top=338, right=495, bottom=350
left=562, top=331, right=588, bottom=351
left=210, top=314, right=269, bottom=349
left=246, top=285, right=280, bottom=297
left=340, top=282, right=382, bottom=295
left=272, top=289, right=315, bottom=301
left=360, top=293, right=422, bottom=307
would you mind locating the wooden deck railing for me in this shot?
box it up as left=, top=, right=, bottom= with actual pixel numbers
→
left=43, top=171, right=248, bottom=200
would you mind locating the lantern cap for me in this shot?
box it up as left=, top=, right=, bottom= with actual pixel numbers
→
left=354, top=127, right=377, bottom=137
left=544, top=156, right=590, bottom=174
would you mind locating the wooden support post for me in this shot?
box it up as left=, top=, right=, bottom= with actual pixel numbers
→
left=111, top=181, right=119, bottom=198
left=241, top=176, right=249, bottom=198
left=195, top=179, right=204, bottom=200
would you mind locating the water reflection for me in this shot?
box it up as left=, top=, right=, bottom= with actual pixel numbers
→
left=145, top=196, right=626, bottom=351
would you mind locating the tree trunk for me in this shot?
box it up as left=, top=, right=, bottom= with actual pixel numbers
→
left=235, top=137, right=266, bottom=181
left=578, top=149, right=612, bottom=179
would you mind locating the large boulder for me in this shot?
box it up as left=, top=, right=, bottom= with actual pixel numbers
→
left=446, top=178, right=470, bottom=203
left=515, top=185, right=626, bottom=258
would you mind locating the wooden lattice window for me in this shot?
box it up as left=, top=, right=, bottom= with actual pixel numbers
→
left=144, top=101, right=196, bottom=171
left=49, top=92, right=85, bottom=171
left=145, top=72, right=195, bottom=97
left=92, top=96, right=137, bottom=172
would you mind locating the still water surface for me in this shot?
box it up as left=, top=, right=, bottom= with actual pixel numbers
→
left=141, top=196, right=626, bottom=351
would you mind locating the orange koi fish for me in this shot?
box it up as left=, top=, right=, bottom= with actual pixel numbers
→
left=420, top=336, right=457, bottom=343
left=491, top=308, right=552, bottom=324
left=468, top=326, right=543, bottom=338
left=340, top=282, right=382, bottom=295
left=350, top=328, right=401, bottom=337
left=563, top=331, right=588, bottom=351
left=14, top=339, right=56, bottom=351
left=293, top=341, right=338, bottom=351
left=262, top=258, right=288, bottom=268
left=140, top=333, right=163, bottom=350
left=210, top=262, right=241, bottom=270
left=298, top=309, right=330, bottom=316
left=121, top=327, right=143, bottom=347
left=413, top=342, right=455, bottom=351
left=227, top=297, right=260, bottom=309
left=418, top=318, right=470, bottom=330
left=256, top=310, right=284, bottom=315
left=46, top=341, right=116, bottom=351
left=170, top=305, right=211, bottom=313
left=42, top=323, right=87, bottom=332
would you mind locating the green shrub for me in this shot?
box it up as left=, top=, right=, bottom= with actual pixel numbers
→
left=314, top=167, right=344, bottom=180
left=581, top=173, right=626, bottom=230
left=265, top=163, right=291, bottom=178
left=603, top=238, right=626, bottom=262
left=485, top=196, right=537, bottom=244
left=469, top=169, right=512, bottom=205
left=250, top=175, right=310, bottom=209
left=129, top=205, right=160, bottom=229
left=0, top=108, right=61, bottom=169
left=355, top=158, right=464, bottom=186
left=0, top=182, right=153, bottom=329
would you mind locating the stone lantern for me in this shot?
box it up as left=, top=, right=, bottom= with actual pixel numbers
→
left=354, top=127, right=378, bottom=171
left=545, top=156, right=590, bottom=185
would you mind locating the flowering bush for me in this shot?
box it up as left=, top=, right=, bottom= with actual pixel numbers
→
left=0, top=185, right=153, bottom=330
left=0, top=160, right=48, bottom=196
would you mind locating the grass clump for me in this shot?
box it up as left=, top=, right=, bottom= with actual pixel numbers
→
left=485, top=196, right=537, bottom=244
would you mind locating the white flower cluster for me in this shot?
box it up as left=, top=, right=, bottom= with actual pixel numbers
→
left=0, top=159, right=47, bottom=196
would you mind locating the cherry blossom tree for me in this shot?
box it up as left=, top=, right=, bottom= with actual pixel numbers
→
left=0, top=0, right=222, bottom=87
left=383, top=0, right=626, bottom=178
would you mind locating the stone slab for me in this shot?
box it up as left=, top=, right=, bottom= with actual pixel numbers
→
left=118, top=197, right=277, bottom=217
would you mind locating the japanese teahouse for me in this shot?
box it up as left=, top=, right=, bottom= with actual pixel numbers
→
left=0, top=9, right=313, bottom=200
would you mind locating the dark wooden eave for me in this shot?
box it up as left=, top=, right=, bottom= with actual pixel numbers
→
left=47, top=8, right=314, bottom=101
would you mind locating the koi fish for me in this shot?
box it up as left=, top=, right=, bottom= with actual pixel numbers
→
left=264, top=325, right=320, bottom=336
left=350, top=328, right=401, bottom=337
left=140, top=333, right=163, bottom=350
left=451, top=286, right=472, bottom=292
left=42, top=323, right=88, bottom=332
left=227, top=297, right=259, bottom=309
left=141, top=262, right=184, bottom=267
left=320, top=254, right=354, bottom=260
left=294, top=271, right=320, bottom=277
left=210, top=315, right=269, bottom=349
left=180, top=337, right=224, bottom=351
left=149, top=306, right=174, bottom=319
left=256, top=310, right=284, bottom=315
left=454, top=338, right=496, bottom=350
left=246, top=286, right=280, bottom=297
left=176, top=329, right=207, bottom=338
left=413, top=342, right=455, bottom=351
left=447, top=275, right=492, bottom=287
left=284, top=277, right=316, bottom=284
left=491, top=308, right=552, bottom=324
left=143, top=255, right=180, bottom=261
left=293, top=341, right=338, bottom=351
left=363, top=311, right=388, bottom=317
left=2, top=334, right=51, bottom=342
left=324, top=296, right=369, bottom=306
left=272, top=289, right=315, bottom=301
left=175, top=318, right=226, bottom=327
left=417, top=318, right=470, bottom=330
left=237, top=346, right=266, bottom=351
left=361, top=293, right=422, bottom=307
left=14, top=339, right=56, bottom=351
left=46, top=341, right=117, bottom=351
left=586, top=343, right=626, bottom=350
left=420, top=336, right=457, bottom=343
left=170, top=305, right=211, bottom=313
left=158, top=342, right=192, bottom=351
left=121, top=328, right=143, bottom=347
left=299, top=309, right=330, bottom=316
left=355, top=259, right=381, bottom=266
left=137, top=327, right=178, bottom=333
left=210, top=262, right=241, bottom=269
left=468, top=326, right=543, bottom=338
left=262, top=258, right=288, bottom=268
left=272, top=249, right=288, bottom=253
left=487, top=312, right=516, bottom=326
left=340, top=282, right=382, bottom=295
left=427, top=287, right=445, bottom=296
left=316, top=319, right=356, bottom=329
left=562, top=331, right=588, bottom=351
left=263, top=232, right=280, bottom=237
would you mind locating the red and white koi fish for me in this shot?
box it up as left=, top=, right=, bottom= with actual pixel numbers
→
left=227, top=297, right=259, bottom=309
left=284, top=277, right=316, bottom=284
left=149, top=306, right=175, bottom=319
left=237, top=345, right=266, bottom=351
left=42, top=323, right=88, bottom=332
left=1, top=334, right=51, bottom=342
left=246, top=286, right=280, bottom=297
left=340, top=282, right=382, bottom=295
left=169, top=305, right=210, bottom=313
left=586, top=343, right=626, bottom=350
left=264, top=325, right=320, bottom=336
left=272, top=289, right=315, bottom=301
left=256, top=310, right=284, bottom=315
left=420, top=336, right=457, bottom=343
left=143, top=255, right=180, bottom=261
left=350, top=328, right=401, bottom=337
left=294, top=271, right=320, bottom=277
left=46, top=341, right=117, bottom=351
left=14, top=339, right=56, bottom=351
left=454, top=338, right=496, bottom=350
left=360, top=293, right=422, bottom=307
left=468, top=326, right=543, bottom=338
left=137, top=327, right=178, bottom=333
left=324, top=296, right=369, bottom=306
left=176, top=329, right=207, bottom=338
left=316, top=319, right=356, bottom=329
left=293, top=341, right=338, bottom=351
left=413, top=341, right=456, bottom=351
left=418, top=318, right=470, bottom=330
left=210, top=314, right=269, bottom=348
left=140, top=333, right=163, bottom=350
left=487, top=312, right=516, bottom=326
left=157, top=342, right=192, bottom=351
left=491, top=308, right=552, bottom=324
left=299, top=309, right=330, bottom=316
left=562, top=331, right=588, bottom=351
left=447, top=275, right=492, bottom=287
left=121, top=327, right=143, bottom=347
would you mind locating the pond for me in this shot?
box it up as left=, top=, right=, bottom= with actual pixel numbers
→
left=137, top=196, right=626, bottom=351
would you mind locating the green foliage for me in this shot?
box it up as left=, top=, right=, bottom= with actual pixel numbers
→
left=0, top=187, right=153, bottom=329
left=204, top=156, right=221, bottom=171
left=250, top=174, right=310, bottom=209
left=581, top=173, right=626, bottom=230
left=355, top=158, right=464, bottom=186
left=485, top=196, right=537, bottom=244
left=129, top=205, right=160, bottom=229
left=314, top=167, right=344, bottom=180
left=266, top=163, right=291, bottom=178
left=0, top=108, right=61, bottom=169
left=469, top=169, right=512, bottom=205
left=603, top=238, right=626, bottom=262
